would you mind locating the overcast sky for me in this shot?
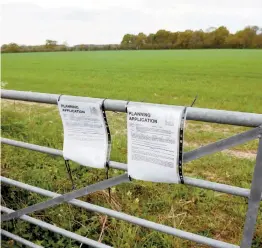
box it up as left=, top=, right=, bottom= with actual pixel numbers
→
left=1, top=0, right=262, bottom=45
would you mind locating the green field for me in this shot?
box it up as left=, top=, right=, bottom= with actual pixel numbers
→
left=2, top=50, right=262, bottom=112
left=1, top=50, right=262, bottom=247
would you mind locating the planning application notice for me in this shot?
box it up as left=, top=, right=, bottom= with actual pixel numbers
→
left=127, top=103, right=184, bottom=183
left=58, top=96, right=108, bottom=168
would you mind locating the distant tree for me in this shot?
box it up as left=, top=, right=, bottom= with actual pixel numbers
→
left=135, top=32, right=147, bottom=49
left=213, top=26, right=230, bottom=48
left=1, top=43, right=20, bottom=53
left=175, top=30, right=193, bottom=48
left=225, top=27, right=254, bottom=48
left=203, top=27, right=229, bottom=48
left=74, top=44, right=89, bottom=51
left=236, top=26, right=259, bottom=48
left=155, top=30, right=171, bottom=48
left=225, top=34, right=239, bottom=48
left=121, top=34, right=135, bottom=44
left=45, top=40, right=58, bottom=50
left=253, top=32, right=262, bottom=48
left=146, top=33, right=155, bottom=44
left=168, top=32, right=179, bottom=45
left=189, top=30, right=205, bottom=48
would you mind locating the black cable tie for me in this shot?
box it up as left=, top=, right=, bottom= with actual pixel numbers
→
left=105, top=162, right=111, bottom=202
left=190, top=95, right=198, bottom=107
left=57, top=94, right=63, bottom=102
left=64, top=160, right=75, bottom=190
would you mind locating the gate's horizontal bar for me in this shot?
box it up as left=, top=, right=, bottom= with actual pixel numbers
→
left=2, top=89, right=262, bottom=127
left=0, top=138, right=125, bottom=170
left=1, top=229, right=44, bottom=248
left=2, top=137, right=261, bottom=200
left=1, top=122, right=260, bottom=168
left=183, top=177, right=250, bottom=197
left=1, top=177, right=239, bottom=248
left=1, top=137, right=62, bottom=156
left=183, top=126, right=260, bottom=162
left=1, top=174, right=129, bottom=222
left=0, top=206, right=112, bottom=248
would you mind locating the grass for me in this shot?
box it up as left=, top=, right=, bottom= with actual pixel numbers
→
left=2, top=50, right=262, bottom=112
left=1, top=50, right=262, bottom=247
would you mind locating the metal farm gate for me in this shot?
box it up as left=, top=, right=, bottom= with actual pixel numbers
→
left=1, top=89, right=262, bottom=248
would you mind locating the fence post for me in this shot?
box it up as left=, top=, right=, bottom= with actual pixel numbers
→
left=240, top=131, right=262, bottom=248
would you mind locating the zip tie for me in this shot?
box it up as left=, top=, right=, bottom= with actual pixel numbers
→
left=57, top=94, right=63, bottom=102
left=190, top=95, right=198, bottom=107
left=64, top=160, right=75, bottom=190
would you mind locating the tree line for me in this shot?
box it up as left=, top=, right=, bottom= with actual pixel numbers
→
left=121, top=26, right=262, bottom=49
left=1, top=26, right=262, bottom=53
left=1, top=40, right=119, bottom=53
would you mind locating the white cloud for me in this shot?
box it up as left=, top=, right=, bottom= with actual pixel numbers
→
left=0, top=0, right=261, bottom=45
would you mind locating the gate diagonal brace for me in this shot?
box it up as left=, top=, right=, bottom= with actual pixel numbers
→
left=1, top=173, right=129, bottom=222
left=183, top=126, right=261, bottom=163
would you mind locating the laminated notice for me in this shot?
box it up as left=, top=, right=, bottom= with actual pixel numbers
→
left=127, top=103, right=185, bottom=183
left=58, top=96, right=109, bottom=168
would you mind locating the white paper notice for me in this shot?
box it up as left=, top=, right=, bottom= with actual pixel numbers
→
left=58, top=96, right=109, bottom=168
left=127, top=103, right=185, bottom=183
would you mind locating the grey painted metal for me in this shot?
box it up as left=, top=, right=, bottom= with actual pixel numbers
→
left=183, top=177, right=251, bottom=198
left=1, top=90, right=59, bottom=104
left=186, top=107, right=262, bottom=127
left=183, top=126, right=261, bottom=162
left=1, top=137, right=62, bottom=157
left=1, top=206, right=111, bottom=248
left=3, top=138, right=262, bottom=199
left=1, top=177, right=239, bottom=248
left=108, top=161, right=128, bottom=171
left=240, top=135, right=262, bottom=248
left=104, top=99, right=127, bottom=112
left=1, top=229, right=44, bottom=248
left=1, top=174, right=129, bottom=222
left=2, top=89, right=262, bottom=127
left=0, top=138, right=125, bottom=170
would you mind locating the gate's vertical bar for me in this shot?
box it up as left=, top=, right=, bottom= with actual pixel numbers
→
left=240, top=132, right=262, bottom=248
